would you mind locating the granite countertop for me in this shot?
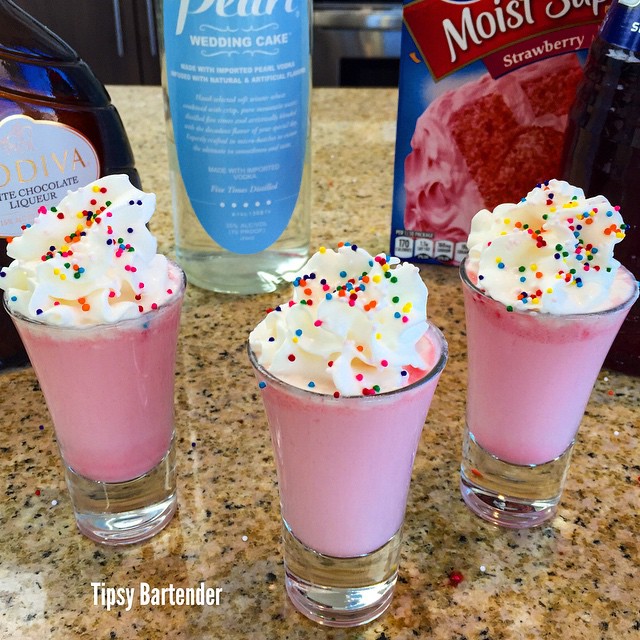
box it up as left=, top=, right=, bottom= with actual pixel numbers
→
left=1, top=87, right=639, bottom=640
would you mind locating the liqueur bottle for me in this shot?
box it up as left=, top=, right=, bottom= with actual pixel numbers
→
left=561, top=0, right=640, bottom=375
left=157, top=0, right=311, bottom=294
left=0, top=0, right=140, bottom=369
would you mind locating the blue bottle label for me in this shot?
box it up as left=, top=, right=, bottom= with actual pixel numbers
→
left=163, top=0, right=309, bottom=254
left=601, top=1, right=640, bottom=52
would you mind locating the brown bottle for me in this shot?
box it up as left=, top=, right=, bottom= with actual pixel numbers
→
left=0, top=0, right=140, bottom=370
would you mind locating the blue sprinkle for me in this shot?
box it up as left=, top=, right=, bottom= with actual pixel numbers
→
left=369, top=260, right=374, bottom=267
left=36, top=309, right=43, bottom=315
left=394, top=311, right=401, bottom=318
left=127, top=227, right=134, bottom=233
left=10, top=296, right=17, bottom=302
left=129, top=200, right=134, bottom=205
left=309, top=273, right=316, bottom=279
left=137, top=200, right=142, bottom=205
left=308, top=381, right=315, bottom=388
left=258, top=381, right=266, bottom=389
left=339, top=270, right=347, bottom=278
left=351, top=244, right=358, bottom=251
left=478, top=275, right=484, bottom=280
left=401, top=370, right=408, bottom=377
left=592, top=247, right=599, bottom=254
left=576, top=254, right=583, bottom=261
left=520, top=277, right=526, bottom=283
left=497, top=262, right=505, bottom=269
left=554, top=253, right=561, bottom=259
left=326, top=293, right=333, bottom=300
left=268, top=337, right=275, bottom=342
left=573, top=231, right=580, bottom=238
left=0, top=271, right=5, bottom=278
left=295, top=329, right=302, bottom=336
left=606, top=211, right=613, bottom=217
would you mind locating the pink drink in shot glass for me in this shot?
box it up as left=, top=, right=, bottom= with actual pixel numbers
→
left=1, top=175, right=187, bottom=544
left=459, top=179, right=639, bottom=528
left=6, top=262, right=186, bottom=543
left=248, top=242, right=447, bottom=627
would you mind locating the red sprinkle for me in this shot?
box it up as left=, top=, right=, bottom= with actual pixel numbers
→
left=448, top=571, right=464, bottom=587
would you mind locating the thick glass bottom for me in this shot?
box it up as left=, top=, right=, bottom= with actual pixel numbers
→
left=65, top=439, right=177, bottom=545
left=459, top=426, right=573, bottom=529
left=176, top=248, right=308, bottom=294
left=282, top=521, right=401, bottom=627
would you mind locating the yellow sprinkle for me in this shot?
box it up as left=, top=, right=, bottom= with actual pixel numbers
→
left=319, top=246, right=326, bottom=253
left=402, top=302, right=412, bottom=313
left=92, top=185, right=100, bottom=192
left=60, top=274, right=66, bottom=281
left=76, top=212, right=84, bottom=218
left=616, top=232, right=625, bottom=239
left=382, top=264, right=390, bottom=272
left=530, top=264, right=537, bottom=271
left=504, top=218, right=511, bottom=225
left=292, top=337, right=298, bottom=343
left=500, top=231, right=507, bottom=236
left=495, top=257, right=502, bottom=264
left=375, top=333, right=381, bottom=340
left=61, top=245, right=69, bottom=252
left=373, top=275, right=381, bottom=283
left=546, top=288, right=553, bottom=294
left=549, top=206, right=557, bottom=213
left=76, top=224, right=84, bottom=232
left=53, top=268, right=60, bottom=276
left=532, top=298, right=540, bottom=304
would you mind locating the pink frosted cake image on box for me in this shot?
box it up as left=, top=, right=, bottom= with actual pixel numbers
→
left=403, top=57, right=583, bottom=259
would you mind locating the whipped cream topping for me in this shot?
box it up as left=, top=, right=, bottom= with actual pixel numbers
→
left=1, top=175, right=178, bottom=326
left=249, top=243, right=430, bottom=396
left=466, top=180, right=633, bottom=314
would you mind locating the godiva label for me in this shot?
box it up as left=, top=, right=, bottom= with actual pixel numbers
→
left=0, top=115, right=100, bottom=237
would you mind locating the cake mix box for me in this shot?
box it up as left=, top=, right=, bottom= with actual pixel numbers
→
left=390, top=0, right=611, bottom=265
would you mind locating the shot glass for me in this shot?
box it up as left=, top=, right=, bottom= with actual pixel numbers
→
left=459, top=258, right=638, bottom=528
left=248, top=324, right=447, bottom=627
left=4, top=263, right=186, bottom=545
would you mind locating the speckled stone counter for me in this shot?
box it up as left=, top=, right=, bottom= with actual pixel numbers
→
left=1, top=87, right=639, bottom=640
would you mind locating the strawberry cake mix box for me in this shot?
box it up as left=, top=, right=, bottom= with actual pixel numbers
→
left=390, top=0, right=611, bottom=265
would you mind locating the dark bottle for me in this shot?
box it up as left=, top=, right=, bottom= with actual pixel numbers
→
left=0, top=0, right=140, bottom=370
left=561, top=0, right=640, bottom=376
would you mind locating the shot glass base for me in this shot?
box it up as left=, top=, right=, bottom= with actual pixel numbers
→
left=282, top=522, right=401, bottom=627
left=65, top=439, right=177, bottom=545
left=460, top=427, right=573, bottom=529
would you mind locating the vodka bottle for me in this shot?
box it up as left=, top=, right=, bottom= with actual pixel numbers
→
left=158, top=0, right=311, bottom=294
left=0, top=0, right=139, bottom=369
left=561, top=0, right=640, bottom=375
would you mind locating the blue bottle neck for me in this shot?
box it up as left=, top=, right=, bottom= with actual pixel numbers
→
left=600, top=0, right=640, bottom=51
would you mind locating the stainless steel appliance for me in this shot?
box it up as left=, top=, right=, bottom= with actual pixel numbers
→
left=313, top=2, right=402, bottom=87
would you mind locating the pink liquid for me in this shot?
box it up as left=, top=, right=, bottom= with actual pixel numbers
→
left=253, top=329, right=446, bottom=558
left=463, top=265, right=637, bottom=466
left=11, top=275, right=184, bottom=483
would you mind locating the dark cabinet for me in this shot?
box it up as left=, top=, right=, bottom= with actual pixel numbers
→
left=12, top=0, right=160, bottom=85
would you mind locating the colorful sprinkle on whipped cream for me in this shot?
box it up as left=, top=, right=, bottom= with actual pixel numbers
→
left=466, top=180, right=633, bottom=314
left=1, top=175, right=179, bottom=325
left=249, top=242, right=431, bottom=397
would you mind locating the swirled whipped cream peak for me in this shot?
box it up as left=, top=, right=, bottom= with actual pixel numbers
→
left=249, top=242, right=433, bottom=397
left=466, top=179, right=634, bottom=314
left=1, top=174, right=179, bottom=326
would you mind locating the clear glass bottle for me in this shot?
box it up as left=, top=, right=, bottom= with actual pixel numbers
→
left=0, top=0, right=140, bottom=370
left=157, top=0, right=311, bottom=294
left=561, top=0, right=640, bottom=375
